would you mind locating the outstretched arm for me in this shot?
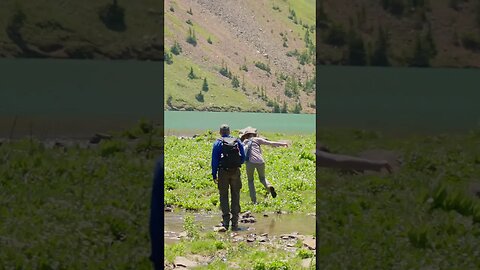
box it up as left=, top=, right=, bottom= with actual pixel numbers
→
left=256, top=137, right=288, bottom=147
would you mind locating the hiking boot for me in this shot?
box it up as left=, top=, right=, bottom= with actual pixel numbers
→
left=231, top=222, right=239, bottom=231
left=220, top=221, right=229, bottom=231
left=269, top=186, right=277, bottom=198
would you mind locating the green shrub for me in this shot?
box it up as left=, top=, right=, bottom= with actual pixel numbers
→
left=407, top=226, right=430, bottom=249
left=195, top=91, right=204, bottom=102
left=138, top=119, right=154, bottom=134
left=297, top=50, right=310, bottom=65
left=164, top=52, right=173, bottom=65
left=255, top=61, right=271, bottom=73
left=183, top=214, right=199, bottom=239
left=231, top=75, right=240, bottom=88
left=267, top=260, right=290, bottom=270
left=170, top=41, right=182, bottom=55
left=100, top=140, right=126, bottom=157
left=219, top=62, right=232, bottom=78
left=284, top=76, right=299, bottom=98
left=297, top=249, right=314, bottom=259
left=286, top=49, right=299, bottom=57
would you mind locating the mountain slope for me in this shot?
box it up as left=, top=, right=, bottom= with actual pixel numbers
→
left=0, top=0, right=162, bottom=60
left=317, top=0, right=480, bottom=68
left=164, top=0, right=316, bottom=113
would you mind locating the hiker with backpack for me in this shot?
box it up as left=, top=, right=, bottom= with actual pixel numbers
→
left=211, top=124, right=246, bottom=231
left=240, top=126, right=288, bottom=204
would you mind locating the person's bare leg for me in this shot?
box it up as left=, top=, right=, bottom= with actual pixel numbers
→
left=317, top=150, right=392, bottom=173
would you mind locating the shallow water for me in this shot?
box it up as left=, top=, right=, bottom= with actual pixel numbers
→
left=318, top=66, right=480, bottom=132
left=164, top=211, right=315, bottom=244
left=0, top=59, right=162, bottom=139
left=165, top=111, right=315, bottom=135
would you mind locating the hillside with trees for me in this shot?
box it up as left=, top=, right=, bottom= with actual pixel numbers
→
left=317, top=0, right=480, bottom=68
left=164, top=0, right=316, bottom=113
left=0, top=0, right=162, bottom=60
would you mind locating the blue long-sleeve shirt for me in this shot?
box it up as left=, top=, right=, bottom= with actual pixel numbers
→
left=149, top=156, right=163, bottom=268
left=211, top=135, right=245, bottom=178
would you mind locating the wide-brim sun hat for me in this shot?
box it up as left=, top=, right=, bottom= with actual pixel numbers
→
left=239, top=126, right=257, bottom=140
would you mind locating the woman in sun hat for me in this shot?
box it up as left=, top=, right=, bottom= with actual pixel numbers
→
left=240, top=126, right=288, bottom=204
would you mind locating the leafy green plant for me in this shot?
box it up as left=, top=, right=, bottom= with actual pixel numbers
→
left=407, top=226, right=430, bottom=249
left=99, top=140, right=126, bottom=157
left=183, top=213, right=200, bottom=239
left=297, top=249, right=314, bottom=259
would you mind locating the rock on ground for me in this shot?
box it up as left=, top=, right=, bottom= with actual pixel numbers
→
left=303, top=236, right=316, bottom=250
left=174, top=256, right=198, bottom=268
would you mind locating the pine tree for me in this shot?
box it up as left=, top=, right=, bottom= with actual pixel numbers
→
left=347, top=29, right=367, bottom=66
left=195, top=91, right=204, bottom=102
left=231, top=76, right=240, bottom=88
left=281, top=100, right=288, bottom=113
left=293, top=102, right=302, bottom=114
left=186, top=27, right=197, bottom=46
left=202, top=77, right=209, bottom=91
left=273, top=101, right=281, bottom=113
left=409, top=35, right=430, bottom=67
left=188, top=67, right=196, bottom=79
left=170, top=41, right=182, bottom=55
left=164, top=52, right=173, bottom=65
left=370, top=26, right=390, bottom=66
left=425, top=23, right=437, bottom=57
